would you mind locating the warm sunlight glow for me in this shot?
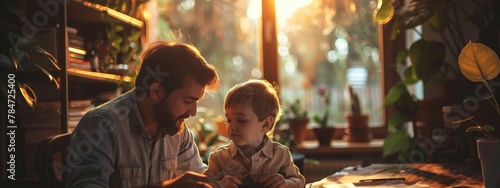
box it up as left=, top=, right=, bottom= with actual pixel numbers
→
left=247, top=0, right=261, bottom=19
left=247, top=0, right=311, bottom=24
left=275, top=0, right=312, bottom=26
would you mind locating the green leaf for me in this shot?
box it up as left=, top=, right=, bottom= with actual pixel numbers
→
left=396, top=49, right=409, bottom=67
left=387, top=110, right=411, bottom=132
left=402, top=66, right=419, bottom=85
left=409, top=39, right=445, bottom=82
left=112, top=24, right=124, bottom=32
left=384, top=82, right=407, bottom=106
left=382, top=129, right=412, bottom=158
left=373, top=0, right=394, bottom=25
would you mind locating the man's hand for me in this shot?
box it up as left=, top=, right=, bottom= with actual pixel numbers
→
left=161, top=171, right=222, bottom=188
left=258, top=173, right=287, bottom=188
left=219, top=175, right=242, bottom=188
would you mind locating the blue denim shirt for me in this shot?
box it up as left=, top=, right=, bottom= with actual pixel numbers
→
left=66, top=89, right=207, bottom=188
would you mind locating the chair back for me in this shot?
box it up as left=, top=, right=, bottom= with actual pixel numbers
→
left=35, top=133, right=72, bottom=188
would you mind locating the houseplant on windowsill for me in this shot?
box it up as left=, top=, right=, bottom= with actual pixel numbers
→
left=312, top=85, right=335, bottom=147
left=282, top=99, right=310, bottom=146
left=453, top=41, right=500, bottom=188
left=343, top=85, right=371, bottom=143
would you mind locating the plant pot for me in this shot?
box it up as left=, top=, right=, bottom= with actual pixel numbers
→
left=477, top=139, right=500, bottom=188
left=343, top=114, right=371, bottom=142
left=313, top=127, right=335, bottom=146
left=289, top=118, right=310, bottom=145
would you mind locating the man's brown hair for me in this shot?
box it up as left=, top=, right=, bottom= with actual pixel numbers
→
left=136, top=41, right=220, bottom=96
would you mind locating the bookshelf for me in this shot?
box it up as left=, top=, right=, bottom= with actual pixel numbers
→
left=7, top=0, right=144, bottom=180
left=55, top=0, right=143, bottom=132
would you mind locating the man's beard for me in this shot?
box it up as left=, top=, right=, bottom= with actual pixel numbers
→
left=155, top=98, right=189, bottom=135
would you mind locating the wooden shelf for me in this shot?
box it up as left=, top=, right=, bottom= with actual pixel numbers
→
left=68, top=69, right=132, bottom=83
left=68, top=0, right=143, bottom=28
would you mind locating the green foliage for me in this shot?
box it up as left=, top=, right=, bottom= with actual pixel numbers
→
left=313, top=109, right=329, bottom=128
left=382, top=129, right=413, bottom=158
left=283, top=99, right=309, bottom=121
left=374, top=0, right=500, bottom=160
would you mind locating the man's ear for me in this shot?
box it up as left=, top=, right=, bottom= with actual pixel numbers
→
left=261, top=116, right=274, bottom=132
left=149, top=82, right=163, bottom=101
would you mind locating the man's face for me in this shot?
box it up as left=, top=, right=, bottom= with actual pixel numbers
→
left=155, top=77, right=205, bottom=135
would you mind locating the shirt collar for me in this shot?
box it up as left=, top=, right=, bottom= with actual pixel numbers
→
left=228, top=136, right=274, bottom=158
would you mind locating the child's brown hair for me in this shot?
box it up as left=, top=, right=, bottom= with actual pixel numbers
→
left=224, top=79, right=282, bottom=137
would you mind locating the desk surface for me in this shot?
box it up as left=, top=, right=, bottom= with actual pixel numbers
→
left=307, top=163, right=483, bottom=188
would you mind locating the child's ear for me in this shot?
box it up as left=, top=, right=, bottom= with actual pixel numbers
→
left=261, top=116, right=274, bottom=132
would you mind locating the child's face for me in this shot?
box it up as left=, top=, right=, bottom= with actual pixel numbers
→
left=225, top=104, right=269, bottom=148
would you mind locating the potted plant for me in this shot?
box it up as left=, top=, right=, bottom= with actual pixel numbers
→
left=312, top=85, right=335, bottom=146
left=282, top=99, right=310, bottom=145
left=452, top=41, right=500, bottom=188
left=343, top=85, right=371, bottom=142
left=373, top=0, right=500, bottom=161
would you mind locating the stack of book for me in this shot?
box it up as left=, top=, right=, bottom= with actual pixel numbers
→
left=68, top=27, right=91, bottom=71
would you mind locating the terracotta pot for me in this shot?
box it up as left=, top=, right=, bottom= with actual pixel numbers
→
left=313, top=127, right=335, bottom=146
left=289, top=118, right=310, bottom=145
left=344, top=114, right=371, bottom=142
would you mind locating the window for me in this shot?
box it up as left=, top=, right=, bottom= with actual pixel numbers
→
left=276, top=0, right=382, bottom=127
left=150, top=0, right=383, bottom=128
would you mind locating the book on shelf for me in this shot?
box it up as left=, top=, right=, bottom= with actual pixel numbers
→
left=69, top=58, right=91, bottom=70
left=67, top=26, right=78, bottom=35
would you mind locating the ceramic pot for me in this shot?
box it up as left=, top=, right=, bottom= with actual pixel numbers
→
left=477, top=139, right=500, bottom=188
left=289, top=118, right=310, bottom=145
left=313, top=127, right=335, bottom=146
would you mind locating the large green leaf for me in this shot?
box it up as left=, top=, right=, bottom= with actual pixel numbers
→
left=409, top=39, right=445, bottom=82
left=382, top=129, right=412, bottom=158
left=387, top=110, right=411, bottom=132
left=402, top=66, right=419, bottom=85
left=458, top=41, right=500, bottom=82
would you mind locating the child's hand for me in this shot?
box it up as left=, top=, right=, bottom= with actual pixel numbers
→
left=219, top=175, right=242, bottom=188
left=258, top=173, right=287, bottom=188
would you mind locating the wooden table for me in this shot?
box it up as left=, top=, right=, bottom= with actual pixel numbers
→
left=306, top=163, right=483, bottom=188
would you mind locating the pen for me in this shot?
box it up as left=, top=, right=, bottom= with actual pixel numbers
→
left=359, top=177, right=406, bottom=182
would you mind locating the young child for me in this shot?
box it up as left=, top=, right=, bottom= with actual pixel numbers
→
left=203, top=79, right=305, bottom=188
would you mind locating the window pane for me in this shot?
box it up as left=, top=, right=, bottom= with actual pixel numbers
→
left=156, top=0, right=262, bottom=116
left=277, top=0, right=382, bottom=127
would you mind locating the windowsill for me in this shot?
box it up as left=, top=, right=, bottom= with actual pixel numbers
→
left=295, top=139, right=383, bottom=156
